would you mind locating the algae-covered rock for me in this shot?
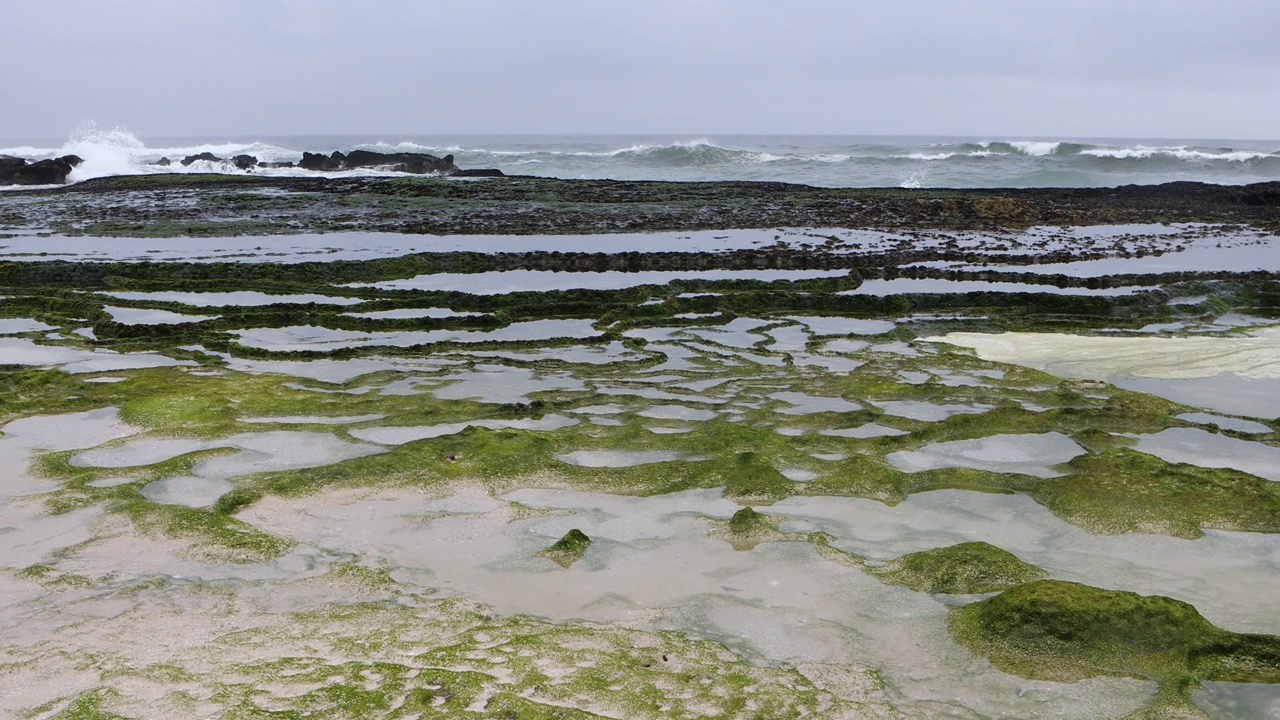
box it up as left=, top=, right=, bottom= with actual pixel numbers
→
left=728, top=506, right=768, bottom=533
left=540, top=528, right=592, bottom=568
left=720, top=451, right=794, bottom=502
left=710, top=506, right=814, bottom=552
left=870, top=541, right=1045, bottom=594
left=1034, top=449, right=1280, bottom=539
left=951, top=580, right=1280, bottom=714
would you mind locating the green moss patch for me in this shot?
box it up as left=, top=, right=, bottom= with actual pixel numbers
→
left=1033, top=449, right=1280, bottom=538
left=869, top=541, right=1046, bottom=594
left=951, top=580, right=1280, bottom=715
left=709, top=506, right=810, bottom=552
left=540, top=528, right=592, bottom=568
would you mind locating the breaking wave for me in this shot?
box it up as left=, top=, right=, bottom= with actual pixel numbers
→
left=2, top=124, right=1277, bottom=189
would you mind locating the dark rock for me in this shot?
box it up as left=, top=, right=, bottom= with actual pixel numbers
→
left=452, top=168, right=506, bottom=178
left=299, top=151, right=341, bottom=171
left=257, top=161, right=295, bottom=169
left=155, top=157, right=171, bottom=167
left=298, top=149, right=458, bottom=175
left=343, top=150, right=458, bottom=174
left=180, top=152, right=223, bottom=166
left=230, top=154, right=259, bottom=170
left=0, top=154, right=82, bottom=185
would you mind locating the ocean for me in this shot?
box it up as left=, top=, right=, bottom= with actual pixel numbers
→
left=3, top=126, right=1279, bottom=189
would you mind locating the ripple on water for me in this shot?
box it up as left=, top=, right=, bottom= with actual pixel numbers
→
left=1175, top=412, right=1273, bottom=435
left=873, top=400, right=992, bottom=422
left=0, top=319, right=57, bottom=334
left=887, top=432, right=1086, bottom=478
left=637, top=405, right=718, bottom=421
left=71, top=431, right=384, bottom=478
left=820, top=424, right=909, bottom=439
left=104, top=306, right=219, bottom=325
left=769, top=391, right=863, bottom=415
left=349, top=415, right=578, bottom=445
left=0, top=337, right=194, bottom=374
left=140, top=476, right=234, bottom=508
left=556, top=450, right=689, bottom=468
left=1130, top=428, right=1280, bottom=481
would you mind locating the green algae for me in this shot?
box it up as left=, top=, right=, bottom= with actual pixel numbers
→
left=710, top=506, right=810, bottom=551
left=540, top=528, right=592, bottom=568
left=44, top=689, right=133, bottom=720
left=805, top=536, right=1046, bottom=596
left=6, top=177, right=1280, bottom=719
left=0, top=368, right=109, bottom=424
left=728, top=506, right=768, bottom=533
left=212, top=487, right=262, bottom=515
left=31, top=589, right=895, bottom=719
left=1032, top=449, right=1280, bottom=538
left=868, top=541, right=1046, bottom=594
left=950, top=580, right=1280, bottom=716
left=13, top=176, right=1280, bottom=238
left=119, top=498, right=295, bottom=563
left=17, top=330, right=1267, bottom=558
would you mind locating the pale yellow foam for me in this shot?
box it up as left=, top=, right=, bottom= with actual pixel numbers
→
left=928, top=327, right=1280, bottom=381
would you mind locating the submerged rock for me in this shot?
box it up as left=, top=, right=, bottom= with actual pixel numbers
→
left=869, top=541, right=1045, bottom=594
left=540, top=528, right=592, bottom=568
left=951, top=580, right=1280, bottom=715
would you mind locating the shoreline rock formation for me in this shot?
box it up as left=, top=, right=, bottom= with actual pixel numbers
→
left=1, top=150, right=503, bottom=186
left=0, top=154, right=83, bottom=185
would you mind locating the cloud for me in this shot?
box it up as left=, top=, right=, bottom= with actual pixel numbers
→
left=2, top=0, right=1278, bottom=138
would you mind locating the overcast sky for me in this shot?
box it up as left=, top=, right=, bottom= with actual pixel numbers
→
left=5, top=0, right=1279, bottom=140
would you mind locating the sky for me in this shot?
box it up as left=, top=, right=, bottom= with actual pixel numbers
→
left=4, top=0, right=1279, bottom=140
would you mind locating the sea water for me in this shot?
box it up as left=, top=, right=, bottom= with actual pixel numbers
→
left=3, top=125, right=1278, bottom=188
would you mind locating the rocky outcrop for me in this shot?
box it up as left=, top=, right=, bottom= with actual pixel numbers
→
left=299, top=150, right=471, bottom=175
left=180, top=152, right=223, bottom=166
left=453, top=168, right=506, bottom=177
left=345, top=150, right=457, bottom=174
left=299, top=151, right=344, bottom=171
left=292, top=149, right=504, bottom=176
left=3, top=148, right=503, bottom=185
left=0, top=154, right=83, bottom=185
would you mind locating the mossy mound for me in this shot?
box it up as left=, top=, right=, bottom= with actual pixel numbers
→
left=728, top=506, right=769, bottom=534
left=712, top=506, right=808, bottom=552
left=717, top=451, right=795, bottom=502
left=951, top=580, right=1280, bottom=714
left=1034, top=449, right=1280, bottom=539
left=870, top=541, right=1045, bottom=594
left=540, top=528, right=592, bottom=568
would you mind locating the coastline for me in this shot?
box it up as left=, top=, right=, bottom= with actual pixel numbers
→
left=5, top=175, right=1279, bottom=237
left=2, top=174, right=1278, bottom=718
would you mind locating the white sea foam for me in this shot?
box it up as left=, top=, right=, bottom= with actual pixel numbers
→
left=1009, top=141, right=1061, bottom=156
left=1081, top=145, right=1277, bottom=162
